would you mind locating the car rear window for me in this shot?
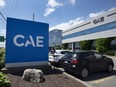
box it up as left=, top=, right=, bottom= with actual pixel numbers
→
left=79, top=52, right=91, bottom=58
left=71, top=53, right=79, bottom=60
left=61, top=51, right=70, bottom=54
left=63, top=53, right=79, bottom=59
left=63, top=53, right=73, bottom=58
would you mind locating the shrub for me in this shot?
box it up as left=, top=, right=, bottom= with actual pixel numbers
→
left=96, top=38, right=113, bottom=53
left=0, top=48, right=5, bottom=70
left=55, top=45, right=62, bottom=50
left=80, top=40, right=93, bottom=50
left=62, top=43, right=68, bottom=50
left=0, top=72, right=11, bottom=87
left=105, top=51, right=115, bottom=56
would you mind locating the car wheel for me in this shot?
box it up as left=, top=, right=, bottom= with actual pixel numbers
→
left=108, top=64, right=113, bottom=72
left=80, top=67, right=88, bottom=79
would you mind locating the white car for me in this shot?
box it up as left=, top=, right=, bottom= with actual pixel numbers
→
left=49, top=50, right=71, bottom=66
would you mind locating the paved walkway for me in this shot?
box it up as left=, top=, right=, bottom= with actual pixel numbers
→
left=106, top=55, right=116, bottom=60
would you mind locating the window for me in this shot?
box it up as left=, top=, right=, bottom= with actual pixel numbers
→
left=62, top=22, right=91, bottom=33
left=63, top=53, right=73, bottom=58
left=61, top=51, right=70, bottom=54
left=94, top=53, right=102, bottom=59
left=107, top=12, right=116, bottom=17
left=63, top=21, right=116, bottom=40
left=72, top=53, right=77, bottom=58
left=79, top=52, right=91, bottom=58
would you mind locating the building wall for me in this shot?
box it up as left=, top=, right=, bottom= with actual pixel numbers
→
left=49, top=29, right=62, bottom=47
left=62, top=9, right=116, bottom=43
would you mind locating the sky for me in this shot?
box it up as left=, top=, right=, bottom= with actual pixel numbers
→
left=0, top=0, right=116, bottom=47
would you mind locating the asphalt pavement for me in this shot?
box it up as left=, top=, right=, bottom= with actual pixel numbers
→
left=54, top=56, right=116, bottom=87
left=84, top=56, right=116, bottom=87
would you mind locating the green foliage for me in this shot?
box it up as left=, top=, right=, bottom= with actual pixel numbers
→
left=95, top=38, right=113, bottom=53
left=62, top=43, right=68, bottom=50
left=55, top=45, right=62, bottom=50
left=0, top=72, right=11, bottom=87
left=80, top=40, right=93, bottom=50
left=105, top=51, right=115, bottom=56
left=0, top=48, right=5, bottom=70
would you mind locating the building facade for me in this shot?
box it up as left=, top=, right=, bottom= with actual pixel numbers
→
left=49, top=29, right=62, bottom=47
left=62, top=9, right=116, bottom=50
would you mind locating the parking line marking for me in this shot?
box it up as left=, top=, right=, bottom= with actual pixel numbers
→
left=89, top=76, right=114, bottom=84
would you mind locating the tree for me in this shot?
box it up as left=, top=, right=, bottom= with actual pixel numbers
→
left=80, top=40, right=93, bottom=50
left=0, top=48, right=5, bottom=70
left=95, top=38, right=114, bottom=53
left=55, top=45, right=61, bottom=50
left=62, top=43, right=68, bottom=50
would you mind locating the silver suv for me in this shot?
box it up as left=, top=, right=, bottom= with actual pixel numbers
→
left=49, top=50, right=71, bottom=66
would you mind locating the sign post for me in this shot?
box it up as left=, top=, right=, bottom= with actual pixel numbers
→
left=6, top=18, right=49, bottom=68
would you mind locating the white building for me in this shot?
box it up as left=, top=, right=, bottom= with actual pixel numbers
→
left=62, top=9, right=116, bottom=50
left=49, top=29, right=62, bottom=47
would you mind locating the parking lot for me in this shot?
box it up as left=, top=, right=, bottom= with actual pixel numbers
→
left=56, top=56, right=116, bottom=87
left=84, top=57, right=116, bottom=87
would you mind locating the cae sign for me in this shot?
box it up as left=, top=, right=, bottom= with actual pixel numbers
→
left=6, top=18, right=49, bottom=68
left=93, top=17, right=104, bottom=24
left=13, top=35, right=44, bottom=47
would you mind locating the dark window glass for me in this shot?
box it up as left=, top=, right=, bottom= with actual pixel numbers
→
left=107, top=12, right=116, bottom=17
left=63, top=53, right=73, bottom=59
left=79, top=52, right=91, bottom=58
left=94, top=52, right=102, bottom=59
left=61, top=51, right=70, bottom=54
left=63, top=53, right=78, bottom=59
left=63, top=21, right=116, bottom=40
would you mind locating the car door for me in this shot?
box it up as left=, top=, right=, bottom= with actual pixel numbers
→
left=93, top=52, right=107, bottom=71
left=79, top=52, right=98, bottom=72
left=87, top=52, right=99, bottom=72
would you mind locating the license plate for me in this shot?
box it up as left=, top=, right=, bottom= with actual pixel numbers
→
left=64, top=61, right=68, bottom=63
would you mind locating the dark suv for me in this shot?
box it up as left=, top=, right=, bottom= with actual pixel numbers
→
left=62, top=51, right=114, bottom=79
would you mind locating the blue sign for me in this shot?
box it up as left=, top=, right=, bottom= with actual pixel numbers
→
left=6, top=18, right=49, bottom=68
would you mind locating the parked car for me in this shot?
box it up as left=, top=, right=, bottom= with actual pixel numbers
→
left=62, top=51, right=114, bottom=79
left=49, top=50, right=71, bottom=66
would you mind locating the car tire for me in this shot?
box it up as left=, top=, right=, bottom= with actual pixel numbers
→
left=108, top=64, right=113, bottom=72
left=80, top=67, right=89, bottom=79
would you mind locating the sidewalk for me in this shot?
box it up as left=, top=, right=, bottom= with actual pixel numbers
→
left=106, top=55, right=116, bottom=60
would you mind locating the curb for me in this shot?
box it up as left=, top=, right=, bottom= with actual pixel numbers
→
left=57, top=68, right=92, bottom=87
left=63, top=72, right=92, bottom=87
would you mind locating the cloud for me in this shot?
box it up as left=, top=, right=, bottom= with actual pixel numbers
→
left=69, top=0, right=76, bottom=5
left=109, top=7, right=116, bottom=11
left=43, top=0, right=63, bottom=17
left=50, top=17, right=84, bottom=31
left=0, top=29, right=6, bottom=36
left=0, top=0, right=5, bottom=7
left=50, top=7, right=115, bottom=31
left=47, top=0, right=63, bottom=8
left=89, top=11, right=105, bottom=18
left=89, top=7, right=116, bottom=18
left=43, top=8, right=55, bottom=17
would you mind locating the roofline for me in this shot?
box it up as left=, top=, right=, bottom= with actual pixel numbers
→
left=62, top=8, right=116, bottom=33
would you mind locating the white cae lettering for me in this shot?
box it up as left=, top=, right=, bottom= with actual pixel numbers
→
left=13, top=35, right=24, bottom=47
left=13, top=34, right=44, bottom=47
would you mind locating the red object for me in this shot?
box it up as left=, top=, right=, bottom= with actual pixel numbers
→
left=71, top=60, right=80, bottom=64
